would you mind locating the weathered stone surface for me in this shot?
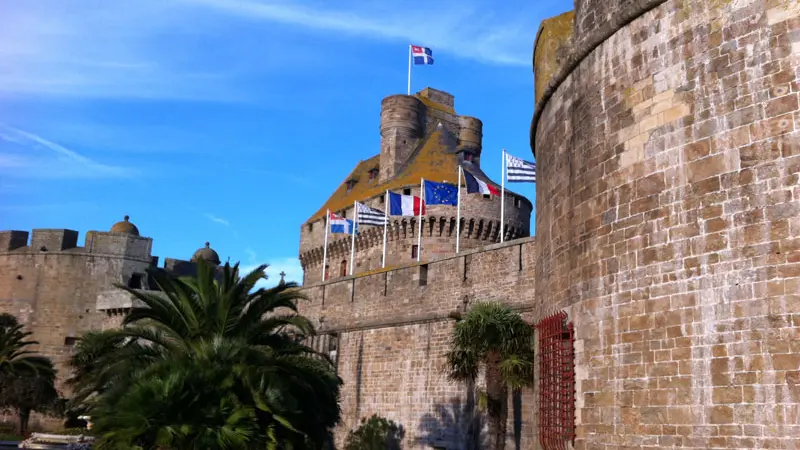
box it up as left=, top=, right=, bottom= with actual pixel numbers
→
left=298, top=238, right=538, bottom=448
left=534, top=0, right=800, bottom=448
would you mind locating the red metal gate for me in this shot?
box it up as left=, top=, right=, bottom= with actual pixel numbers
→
left=535, top=311, right=575, bottom=450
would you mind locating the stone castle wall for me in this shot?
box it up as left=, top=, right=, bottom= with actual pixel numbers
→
left=533, top=0, right=800, bottom=448
left=0, top=229, right=153, bottom=394
left=297, top=237, right=538, bottom=449
left=300, top=187, right=532, bottom=284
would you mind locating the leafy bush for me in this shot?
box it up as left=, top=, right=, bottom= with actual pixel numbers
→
left=344, top=414, right=404, bottom=450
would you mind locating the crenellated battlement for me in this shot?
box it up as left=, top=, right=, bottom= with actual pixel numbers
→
left=0, top=229, right=153, bottom=261
left=297, top=236, right=537, bottom=333
left=299, top=215, right=528, bottom=269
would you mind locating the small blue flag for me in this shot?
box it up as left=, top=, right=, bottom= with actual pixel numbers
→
left=411, top=45, right=434, bottom=65
left=424, top=180, right=458, bottom=206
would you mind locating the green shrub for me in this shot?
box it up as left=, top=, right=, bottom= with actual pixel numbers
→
left=343, top=414, right=404, bottom=450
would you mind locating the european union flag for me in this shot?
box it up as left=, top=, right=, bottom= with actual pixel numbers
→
left=424, top=180, right=458, bottom=206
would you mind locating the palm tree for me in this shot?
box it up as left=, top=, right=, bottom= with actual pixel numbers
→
left=69, top=260, right=342, bottom=450
left=0, top=313, right=57, bottom=435
left=0, top=313, right=56, bottom=379
left=444, top=302, right=534, bottom=450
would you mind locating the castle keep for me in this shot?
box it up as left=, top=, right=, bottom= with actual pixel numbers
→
left=298, top=87, right=532, bottom=284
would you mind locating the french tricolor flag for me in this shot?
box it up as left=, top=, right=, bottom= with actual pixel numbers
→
left=463, top=170, right=500, bottom=196
left=389, top=191, right=426, bottom=216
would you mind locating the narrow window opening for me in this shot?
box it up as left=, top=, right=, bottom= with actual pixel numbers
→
left=464, top=153, right=473, bottom=162
left=64, top=336, right=77, bottom=346
left=403, top=188, right=411, bottom=195
left=411, top=245, right=419, bottom=259
left=515, top=198, right=522, bottom=208
left=128, top=273, right=143, bottom=289
left=483, top=194, right=491, bottom=199
left=419, top=264, right=428, bottom=286
left=307, top=222, right=314, bottom=232
left=379, top=196, right=385, bottom=204
left=340, top=260, right=347, bottom=277
left=324, top=265, right=330, bottom=281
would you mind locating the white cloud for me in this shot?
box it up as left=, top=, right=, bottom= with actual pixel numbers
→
left=0, top=0, right=547, bottom=102
left=204, top=213, right=230, bottom=226
left=182, top=0, right=535, bottom=66
left=0, top=124, right=134, bottom=179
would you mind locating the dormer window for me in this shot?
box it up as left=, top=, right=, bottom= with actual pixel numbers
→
left=346, top=179, right=357, bottom=192
left=368, top=168, right=379, bottom=181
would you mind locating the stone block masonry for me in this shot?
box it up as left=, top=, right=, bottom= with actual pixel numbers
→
left=298, top=237, right=539, bottom=449
left=533, top=0, right=800, bottom=448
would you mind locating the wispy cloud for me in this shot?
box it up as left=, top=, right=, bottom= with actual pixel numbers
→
left=0, top=0, right=549, bottom=102
left=181, top=0, right=537, bottom=66
left=0, top=124, right=134, bottom=179
left=204, top=213, right=230, bottom=226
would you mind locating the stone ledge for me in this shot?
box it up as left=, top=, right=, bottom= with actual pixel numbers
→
left=95, top=289, right=154, bottom=311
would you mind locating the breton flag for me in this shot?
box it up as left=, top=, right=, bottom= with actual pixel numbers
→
left=389, top=192, right=426, bottom=216
left=411, top=45, right=434, bottom=65
left=356, top=202, right=387, bottom=226
left=329, top=212, right=357, bottom=234
left=463, top=170, right=501, bottom=196
left=505, top=153, right=537, bottom=183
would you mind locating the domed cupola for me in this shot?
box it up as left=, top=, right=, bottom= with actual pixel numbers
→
left=191, top=242, right=221, bottom=265
left=109, top=215, right=140, bottom=236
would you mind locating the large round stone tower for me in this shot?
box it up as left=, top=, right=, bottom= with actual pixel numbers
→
left=532, top=0, right=799, bottom=449
left=299, top=87, right=532, bottom=284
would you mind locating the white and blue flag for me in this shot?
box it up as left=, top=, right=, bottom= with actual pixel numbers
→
left=329, top=212, right=358, bottom=234
left=411, top=45, right=434, bottom=65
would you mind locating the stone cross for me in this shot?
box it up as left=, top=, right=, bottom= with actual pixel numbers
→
left=279, top=271, right=286, bottom=284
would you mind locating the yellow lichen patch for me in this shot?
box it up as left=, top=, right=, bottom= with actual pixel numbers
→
left=415, top=95, right=456, bottom=115
left=307, top=127, right=460, bottom=222
left=534, top=10, right=575, bottom=104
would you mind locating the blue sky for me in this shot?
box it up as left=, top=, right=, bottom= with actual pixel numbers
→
left=0, top=0, right=571, bottom=286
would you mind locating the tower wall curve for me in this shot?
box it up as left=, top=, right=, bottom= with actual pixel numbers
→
left=534, top=0, right=800, bottom=448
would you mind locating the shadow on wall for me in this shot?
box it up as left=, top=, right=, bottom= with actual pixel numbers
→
left=416, top=386, right=524, bottom=450
left=416, top=385, right=487, bottom=450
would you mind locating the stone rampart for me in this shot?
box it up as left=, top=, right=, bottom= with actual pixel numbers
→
left=297, top=237, right=538, bottom=448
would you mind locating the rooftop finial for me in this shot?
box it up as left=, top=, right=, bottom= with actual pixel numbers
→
left=205, top=242, right=210, bottom=248
left=279, top=271, right=286, bottom=285
left=124, top=215, right=130, bottom=221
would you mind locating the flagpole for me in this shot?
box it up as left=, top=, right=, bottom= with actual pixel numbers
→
left=322, top=209, right=329, bottom=281
left=456, top=166, right=462, bottom=254
left=382, top=190, right=389, bottom=268
left=407, top=45, right=412, bottom=95
left=349, top=201, right=357, bottom=276
left=417, top=178, right=424, bottom=262
left=500, top=149, right=506, bottom=244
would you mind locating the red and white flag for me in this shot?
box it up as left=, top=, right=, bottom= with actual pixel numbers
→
left=463, top=170, right=500, bottom=196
